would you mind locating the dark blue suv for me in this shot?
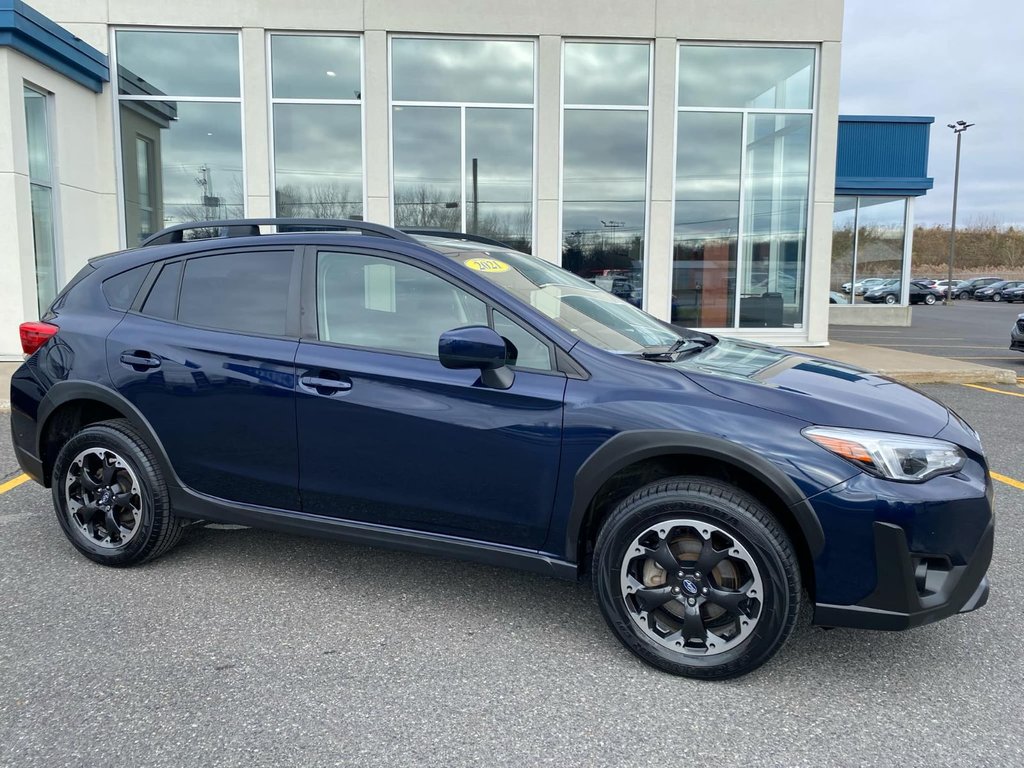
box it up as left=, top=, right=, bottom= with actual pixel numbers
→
left=9, top=218, right=993, bottom=679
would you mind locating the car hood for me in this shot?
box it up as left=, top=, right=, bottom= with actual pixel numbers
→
left=670, top=337, right=951, bottom=437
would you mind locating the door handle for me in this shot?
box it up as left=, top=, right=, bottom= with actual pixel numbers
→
left=119, top=352, right=161, bottom=371
left=299, top=371, right=353, bottom=396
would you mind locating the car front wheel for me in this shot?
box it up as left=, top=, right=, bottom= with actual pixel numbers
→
left=52, top=419, right=184, bottom=566
left=993, top=293, right=1002, bottom=302
left=958, top=291, right=970, bottom=300
left=592, top=477, right=801, bottom=679
left=924, top=294, right=937, bottom=305
left=884, top=294, right=897, bottom=304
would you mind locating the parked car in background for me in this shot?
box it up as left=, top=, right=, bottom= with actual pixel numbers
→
left=913, top=278, right=938, bottom=287
left=934, top=279, right=964, bottom=297
left=828, top=291, right=848, bottom=304
left=955, top=277, right=1003, bottom=300
left=863, top=280, right=942, bottom=305
left=974, top=280, right=1024, bottom=302
left=1003, top=284, right=1024, bottom=303
left=8, top=217, right=993, bottom=680
left=588, top=275, right=642, bottom=307
left=841, top=277, right=889, bottom=295
left=1012, top=313, right=1024, bottom=351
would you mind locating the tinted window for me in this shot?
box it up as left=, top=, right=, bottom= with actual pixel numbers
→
left=102, top=265, right=150, bottom=309
left=141, top=261, right=182, bottom=320
left=318, top=251, right=486, bottom=356
left=177, top=251, right=293, bottom=335
left=493, top=310, right=552, bottom=371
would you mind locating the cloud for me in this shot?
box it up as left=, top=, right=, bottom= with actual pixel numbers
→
left=840, top=0, right=1024, bottom=226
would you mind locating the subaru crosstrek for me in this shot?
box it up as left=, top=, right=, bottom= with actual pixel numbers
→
left=9, top=218, right=993, bottom=679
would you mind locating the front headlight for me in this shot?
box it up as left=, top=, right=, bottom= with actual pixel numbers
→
left=803, top=427, right=966, bottom=482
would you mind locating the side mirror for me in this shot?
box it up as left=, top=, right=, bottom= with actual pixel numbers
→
left=438, top=326, right=514, bottom=390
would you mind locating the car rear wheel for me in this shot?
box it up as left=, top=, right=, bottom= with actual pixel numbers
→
left=592, top=477, right=800, bottom=679
left=924, top=294, right=937, bottom=305
left=52, top=419, right=184, bottom=566
left=884, top=294, right=897, bottom=304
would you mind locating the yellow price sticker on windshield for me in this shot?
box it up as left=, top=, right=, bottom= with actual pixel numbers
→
left=464, top=257, right=511, bottom=273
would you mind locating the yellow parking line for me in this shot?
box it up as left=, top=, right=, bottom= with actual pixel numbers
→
left=992, top=472, right=1024, bottom=491
left=962, top=383, right=1024, bottom=398
left=0, top=473, right=30, bottom=494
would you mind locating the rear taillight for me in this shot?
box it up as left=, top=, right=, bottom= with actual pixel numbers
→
left=19, top=321, right=59, bottom=355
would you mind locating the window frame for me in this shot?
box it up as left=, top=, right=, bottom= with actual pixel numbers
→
left=386, top=34, right=539, bottom=251
left=300, top=244, right=559, bottom=374
left=130, top=245, right=302, bottom=339
left=670, top=41, right=820, bottom=333
left=559, top=38, right=654, bottom=312
left=265, top=31, right=367, bottom=219
left=110, top=27, right=247, bottom=249
left=23, top=82, right=63, bottom=317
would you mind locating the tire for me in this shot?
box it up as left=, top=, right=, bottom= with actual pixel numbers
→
left=52, top=419, right=184, bottom=566
left=993, top=293, right=1002, bottom=302
left=592, top=477, right=801, bottom=680
left=884, top=294, right=897, bottom=305
left=958, top=291, right=970, bottom=300
left=924, top=294, right=936, bottom=305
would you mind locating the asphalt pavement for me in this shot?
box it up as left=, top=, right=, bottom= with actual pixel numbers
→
left=1, top=384, right=1022, bottom=767
left=830, top=299, right=1024, bottom=379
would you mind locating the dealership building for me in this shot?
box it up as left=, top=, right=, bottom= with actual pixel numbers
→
left=0, top=0, right=934, bottom=360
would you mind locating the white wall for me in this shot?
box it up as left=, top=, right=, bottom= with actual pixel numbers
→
left=0, top=48, right=119, bottom=360
left=6, top=0, right=844, bottom=356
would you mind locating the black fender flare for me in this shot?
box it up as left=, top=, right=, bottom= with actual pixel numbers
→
left=35, top=380, right=181, bottom=488
left=565, top=429, right=825, bottom=560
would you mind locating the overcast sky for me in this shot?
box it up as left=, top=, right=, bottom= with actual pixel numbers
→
left=840, top=1, right=1024, bottom=227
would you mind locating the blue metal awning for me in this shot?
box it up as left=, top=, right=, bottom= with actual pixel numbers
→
left=835, top=115, right=934, bottom=197
left=0, top=0, right=108, bottom=92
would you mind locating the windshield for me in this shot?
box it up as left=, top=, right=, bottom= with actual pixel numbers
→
left=423, top=240, right=684, bottom=353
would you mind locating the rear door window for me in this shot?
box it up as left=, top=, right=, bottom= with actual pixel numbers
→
left=177, top=251, right=294, bottom=336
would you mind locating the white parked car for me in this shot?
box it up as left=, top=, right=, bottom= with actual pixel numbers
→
left=841, top=277, right=889, bottom=295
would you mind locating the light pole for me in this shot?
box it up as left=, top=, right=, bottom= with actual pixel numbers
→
left=945, top=120, right=974, bottom=305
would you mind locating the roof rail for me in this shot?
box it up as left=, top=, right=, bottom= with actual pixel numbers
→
left=139, top=218, right=417, bottom=247
left=400, top=228, right=512, bottom=249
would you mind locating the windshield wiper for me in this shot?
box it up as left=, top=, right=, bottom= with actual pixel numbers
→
left=638, top=335, right=718, bottom=361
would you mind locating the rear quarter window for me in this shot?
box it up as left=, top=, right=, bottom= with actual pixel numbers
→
left=102, top=265, right=150, bottom=310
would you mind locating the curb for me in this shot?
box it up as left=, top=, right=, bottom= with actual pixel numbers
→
left=872, top=368, right=1018, bottom=386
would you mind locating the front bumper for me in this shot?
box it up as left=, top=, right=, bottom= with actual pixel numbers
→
left=815, top=518, right=993, bottom=630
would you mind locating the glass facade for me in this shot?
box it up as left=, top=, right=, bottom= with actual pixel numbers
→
left=115, top=31, right=243, bottom=243
left=391, top=38, right=535, bottom=251
left=24, top=86, right=58, bottom=316
left=103, top=31, right=828, bottom=338
left=831, top=196, right=909, bottom=303
left=562, top=42, right=650, bottom=309
left=270, top=35, right=363, bottom=219
left=674, top=45, right=814, bottom=329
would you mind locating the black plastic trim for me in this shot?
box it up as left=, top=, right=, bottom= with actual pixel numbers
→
left=169, top=485, right=577, bottom=580
left=565, top=429, right=826, bottom=560
left=814, top=519, right=994, bottom=631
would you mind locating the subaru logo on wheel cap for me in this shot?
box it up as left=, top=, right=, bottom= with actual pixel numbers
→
left=682, top=579, right=699, bottom=595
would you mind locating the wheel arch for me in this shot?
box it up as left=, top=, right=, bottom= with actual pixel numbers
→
left=567, top=430, right=824, bottom=596
left=36, top=381, right=177, bottom=488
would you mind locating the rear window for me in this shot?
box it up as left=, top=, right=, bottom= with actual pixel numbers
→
left=102, top=265, right=150, bottom=309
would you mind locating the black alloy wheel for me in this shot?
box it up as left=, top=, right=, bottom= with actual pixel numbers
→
left=592, top=477, right=800, bottom=679
left=52, top=419, right=184, bottom=566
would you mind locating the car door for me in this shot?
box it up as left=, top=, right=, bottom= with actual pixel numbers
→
left=294, top=246, right=566, bottom=549
left=106, top=246, right=302, bottom=510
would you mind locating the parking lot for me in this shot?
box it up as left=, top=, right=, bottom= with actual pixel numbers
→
left=831, top=300, right=1024, bottom=379
left=1, top=383, right=1022, bottom=767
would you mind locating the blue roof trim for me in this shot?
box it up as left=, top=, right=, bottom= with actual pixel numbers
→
left=838, top=115, right=935, bottom=124
left=0, top=0, right=108, bottom=92
left=835, top=115, right=934, bottom=197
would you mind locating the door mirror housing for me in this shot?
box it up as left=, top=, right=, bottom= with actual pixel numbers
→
left=438, top=325, right=514, bottom=389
